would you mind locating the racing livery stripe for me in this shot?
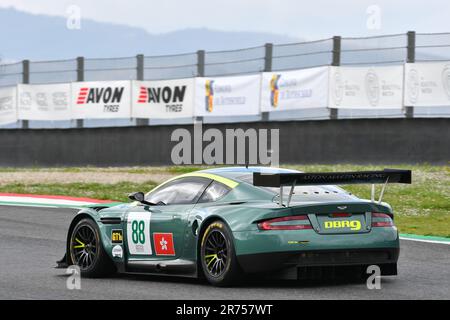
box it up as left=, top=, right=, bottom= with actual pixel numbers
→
left=182, top=172, right=239, bottom=188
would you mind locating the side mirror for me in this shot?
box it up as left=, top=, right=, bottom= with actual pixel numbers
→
left=128, top=192, right=145, bottom=203
left=128, top=192, right=155, bottom=206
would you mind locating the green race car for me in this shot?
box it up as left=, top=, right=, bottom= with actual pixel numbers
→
left=57, top=167, right=411, bottom=286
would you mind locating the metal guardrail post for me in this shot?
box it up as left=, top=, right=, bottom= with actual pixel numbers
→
left=21, top=60, right=30, bottom=129
left=332, top=36, right=341, bottom=67
left=407, top=31, right=416, bottom=64
left=135, top=54, right=149, bottom=126
left=261, top=43, right=273, bottom=122
left=264, top=43, right=273, bottom=72
left=136, top=54, right=144, bottom=81
left=76, top=56, right=84, bottom=82
left=405, top=31, right=416, bottom=118
left=330, top=36, right=341, bottom=120
left=197, top=50, right=205, bottom=77
left=195, top=50, right=206, bottom=123
left=76, top=57, right=85, bottom=128
left=22, top=60, right=30, bottom=84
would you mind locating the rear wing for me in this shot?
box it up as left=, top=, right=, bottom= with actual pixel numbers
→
left=253, top=169, right=412, bottom=207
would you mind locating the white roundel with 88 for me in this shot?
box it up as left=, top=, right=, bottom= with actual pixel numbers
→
left=127, top=212, right=152, bottom=255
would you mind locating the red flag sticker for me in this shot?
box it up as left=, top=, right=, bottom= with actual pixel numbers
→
left=153, top=233, right=175, bottom=256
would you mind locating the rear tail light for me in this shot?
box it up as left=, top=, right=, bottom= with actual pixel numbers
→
left=258, top=215, right=312, bottom=230
left=371, top=212, right=394, bottom=227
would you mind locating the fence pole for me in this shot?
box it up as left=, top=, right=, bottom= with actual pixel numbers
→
left=135, top=54, right=149, bottom=126
left=136, top=54, right=144, bottom=80
left=261, top=43, right=274, bottom=122
left=332, top=36, right=341, bottom=67
left=330, top=36, right=341, bottom=120
left=264, top=43, right=273, bottom=72
left=407, top=31, right=416, bottom=64
left=21, top=60, right=30, bottom=129
left=195, top=50, right=206, bottom=123
left=76, top=56, right=84, bottom=128
left=405, top=31, right=416, bottom=118
left=197, top=50, right=205, bottom=77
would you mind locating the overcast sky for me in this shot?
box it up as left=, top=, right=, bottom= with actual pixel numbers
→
left=0, top=0, right=449, bottom=39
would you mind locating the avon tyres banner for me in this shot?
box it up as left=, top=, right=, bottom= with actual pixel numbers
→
left=71, top=81, right=131, bottom=119
left=131, top=79, right=194, bottom=119
left=195, top=75, right=261, bottom=117
left=0, top=86, right=17, bottom=125
left=404, top=62, right=450, bottom=107
left=17, top=83, right=71, bottom=120
left=261, top=66, right=329, bottom=112
left=329, top=66, right=404, bottom=109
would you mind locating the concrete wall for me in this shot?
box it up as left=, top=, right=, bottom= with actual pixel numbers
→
left=0, top=118, right=448, bottom=166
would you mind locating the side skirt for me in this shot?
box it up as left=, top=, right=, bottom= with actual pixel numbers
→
left=124, top=259, right=198, bottom=278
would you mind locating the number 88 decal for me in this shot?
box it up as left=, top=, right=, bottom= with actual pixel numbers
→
left=131, top=220, right=145, bottom=244
left=127, top=212, right=152, bottom=255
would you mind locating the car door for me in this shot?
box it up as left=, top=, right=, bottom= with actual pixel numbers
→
left=125, top=177, right=211, bottom=262
left=183, top=180, right=234, bottom=261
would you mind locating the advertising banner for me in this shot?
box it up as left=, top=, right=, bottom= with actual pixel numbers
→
left=329, top=66, right=404, bottom=108
left=195, top=75, right=261, bottom=117
left=17, top=83, right=71, bottom=120
left=404, top=62, right=450, bottom=106
left=0, top=86, right=17, bottom=125
left=71, top=81, right=131, bottom=119
left=131, top=79, right=194, bottom=119
left=261, top=66, right=329, bottom=111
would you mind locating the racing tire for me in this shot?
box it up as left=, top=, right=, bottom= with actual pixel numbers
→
left=69, top=218, right=116, bottom=278
left=200, top=220, right=242, bottom=286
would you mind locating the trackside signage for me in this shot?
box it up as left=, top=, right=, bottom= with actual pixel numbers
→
left=195, top=75, right=261, bottom=117
left=18, top=83, right=71, bottom=120
left=404, top=62, right=450, bottom=107
left=261, top=66, right=329, bottom=111
left=0, top=86, right=17, bottom=125
left=329, top=66, right=404, bottom=108
left=71, top=81, right=131, bottom=119
left=131, top=79, right=194, bottom=119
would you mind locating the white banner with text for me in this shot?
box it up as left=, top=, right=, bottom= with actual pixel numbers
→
left=71, top=81, right=131, bottom=119
left=404, top=62, right=450, bottom=107
left=329, top=66, right=404, bottom=109
left=18, top=83, right=71, bottom=120
left=0, top=86, right=17, bottom=125
left=195, top=75, right=261, bottom=117
left=132, top=79, right=195, bottom=119
left=261, top=66, right=329, bottom=111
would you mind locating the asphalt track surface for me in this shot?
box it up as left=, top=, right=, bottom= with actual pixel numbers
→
left=0, top=205, right=449, bottom=300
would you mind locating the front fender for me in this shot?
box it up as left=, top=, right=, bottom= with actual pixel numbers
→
left=56, top=208, right=102, bottom=268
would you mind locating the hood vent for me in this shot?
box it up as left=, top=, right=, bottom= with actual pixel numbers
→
left=100, top=217, right=122, bottom=224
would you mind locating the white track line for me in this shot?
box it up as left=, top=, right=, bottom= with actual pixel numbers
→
left=0, top=196, right=99, bottom=206
left=400, top=237, right=450, bottom=245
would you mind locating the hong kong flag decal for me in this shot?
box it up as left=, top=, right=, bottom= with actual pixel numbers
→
left=153, top=233, right=175, bottom=256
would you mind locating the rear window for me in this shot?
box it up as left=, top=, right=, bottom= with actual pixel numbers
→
left=236, top=173, right=349, bottom=198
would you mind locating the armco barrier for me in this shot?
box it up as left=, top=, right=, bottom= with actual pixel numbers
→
left=0, top=118, right=447, bottom=166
